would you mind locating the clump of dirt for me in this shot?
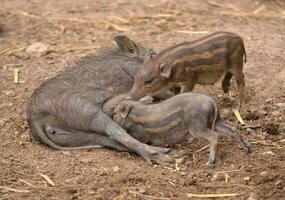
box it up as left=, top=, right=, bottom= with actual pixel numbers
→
left=263, top=123, right=280, bottom=135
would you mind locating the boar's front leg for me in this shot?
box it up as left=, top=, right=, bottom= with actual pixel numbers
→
left=92, top=110, right=175, bottom=164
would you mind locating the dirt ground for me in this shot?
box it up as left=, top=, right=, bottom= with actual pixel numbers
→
left=0, top=0, right=284, bottom=199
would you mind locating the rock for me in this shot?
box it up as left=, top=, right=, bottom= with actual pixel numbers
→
left=180, top=171, right=188, bottom=176
left=0, top=118, right=7, bottom=128
left=275, top=180, right=282, bottom=186
left=271, top=110, right=281, bottom=117
left=244, top=176, right=250, bottom=182
left=62, top=151, right=71, bottom=156
left=13, top=51, right=30, bottom=60
left=26, top=42, right=52, bottom=57
left=262, top=151, right=276, bottom=156
left=276, top=103, right=285, bottom=110
left=246, top=128, right=255, bottom=134
left=211, top=173, right=223, bottom=181
left=260, top=171, right=268, bottom=177
left=79, top=157, right=93, bottom=164
left=113, top=166, right=120, bottom=172
left=247, top=192, right=258, bottom=200
left=138, top=186, right=146, bottom=194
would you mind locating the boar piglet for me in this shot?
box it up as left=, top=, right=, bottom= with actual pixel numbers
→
left=131, top=32, right=247, bottom=105
left=113, top=93, right=251, bottom=164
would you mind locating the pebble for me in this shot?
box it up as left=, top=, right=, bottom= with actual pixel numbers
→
left=180, top=171, right=188, bottom=176
left=271, top=110, right=281, bottom=117
left=244, top=176, right=250, bottom=182
left=247, top=192, right=258, bottom=200
left=276, top=103, right=285, bottom=110
left=26, top=42, right=52, bottom=57
left=260, top=171, right=268, bottom=177
left=13, top=51, right=30, bottom=60
left=113, top=166, right=120, bottom=172
left=275, top=180, right=282, bottom=186
left=79, top=157, right=93, bottom=164
left=246, top=128, right=255, bottom=134
left=62, top=151, right=71, bottom=156
left=262, top=151, right=276, bottom=156
left=0, top=118, right=7, bottom=128
left=138, top=187, right=146, bottom=194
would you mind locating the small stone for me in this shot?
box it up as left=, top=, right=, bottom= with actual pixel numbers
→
left=26, top=42, right=52, bottom=57
left=260, top=171, right=268, bottom=177
left=79, top=157, right=93, bottom=164
left=276, top=103, right=285, bottom=110
left=275, top=180, right=282, bottom=186
left=62, top=151, right=71, bottom=156
left=246, top=128, right=255, bottom=134
left=13, top=52, right=30, bottom=60
left=180, top=171, right=188, bottom=176
left=271, top=110, right=281, bottom=117
left=243, top=176, right=250, bottom=182
left=262, top=151, right=276, bottom=156
left=247, top=192, right=258, bottom=200
left=138, top=187, right=146, bottom=194
left=113, top=166, right=120, bottom=172
left=0, top=118, right=7, bottom=128
left=88, top=189, right=96, bottom=195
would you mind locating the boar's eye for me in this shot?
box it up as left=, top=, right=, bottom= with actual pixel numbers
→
left=143, top=77, right=154, bottom=86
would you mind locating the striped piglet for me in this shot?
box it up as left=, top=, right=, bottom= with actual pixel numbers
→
left=112, top=93, right=251, bottom=164
left=131, top=32, right=247, bottom=105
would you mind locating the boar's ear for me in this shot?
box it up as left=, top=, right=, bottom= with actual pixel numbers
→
left=119, top=104, right=132, bottom=119
left=160, top=62, right=172, bottom=79
left=114, top=35, right=139, bottom=57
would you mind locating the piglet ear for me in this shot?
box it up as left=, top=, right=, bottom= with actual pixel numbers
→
left=119, top=104, right=132, bottom=119
left=160, top=62, right=172, bottom=79
left=114, top=35, right=139, bottom=57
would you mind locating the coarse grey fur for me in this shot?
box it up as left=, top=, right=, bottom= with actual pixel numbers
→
left=27, top=36, right=178, bottom=165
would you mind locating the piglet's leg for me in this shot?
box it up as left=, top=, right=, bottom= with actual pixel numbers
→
left=189, top=128, right=219, bottom=165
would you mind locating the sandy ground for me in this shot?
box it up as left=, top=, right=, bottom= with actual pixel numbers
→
left=0, top=0, right=284, bottom=199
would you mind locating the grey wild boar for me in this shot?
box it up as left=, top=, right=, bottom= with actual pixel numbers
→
left=112, top=93, right=251, bottom=164
left=27, top=36, right=178, bottom=164
left=131, top=32, right=247, bottom=105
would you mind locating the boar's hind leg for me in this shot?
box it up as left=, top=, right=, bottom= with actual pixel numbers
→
left=215, top=120, right=251, bottom=153
left=43, top=124, right=131, bottom=152
left=231, top=54, right=246, bottom=105
left=190, top=128, right=219, bottom=165
left=222, top=72, right=233, bottom=94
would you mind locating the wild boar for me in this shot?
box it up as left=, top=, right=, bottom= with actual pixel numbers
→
left=27, top=36, right=177, bottom=165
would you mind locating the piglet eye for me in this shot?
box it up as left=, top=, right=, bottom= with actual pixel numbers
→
left=143, top=77, right=154, bottom=85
